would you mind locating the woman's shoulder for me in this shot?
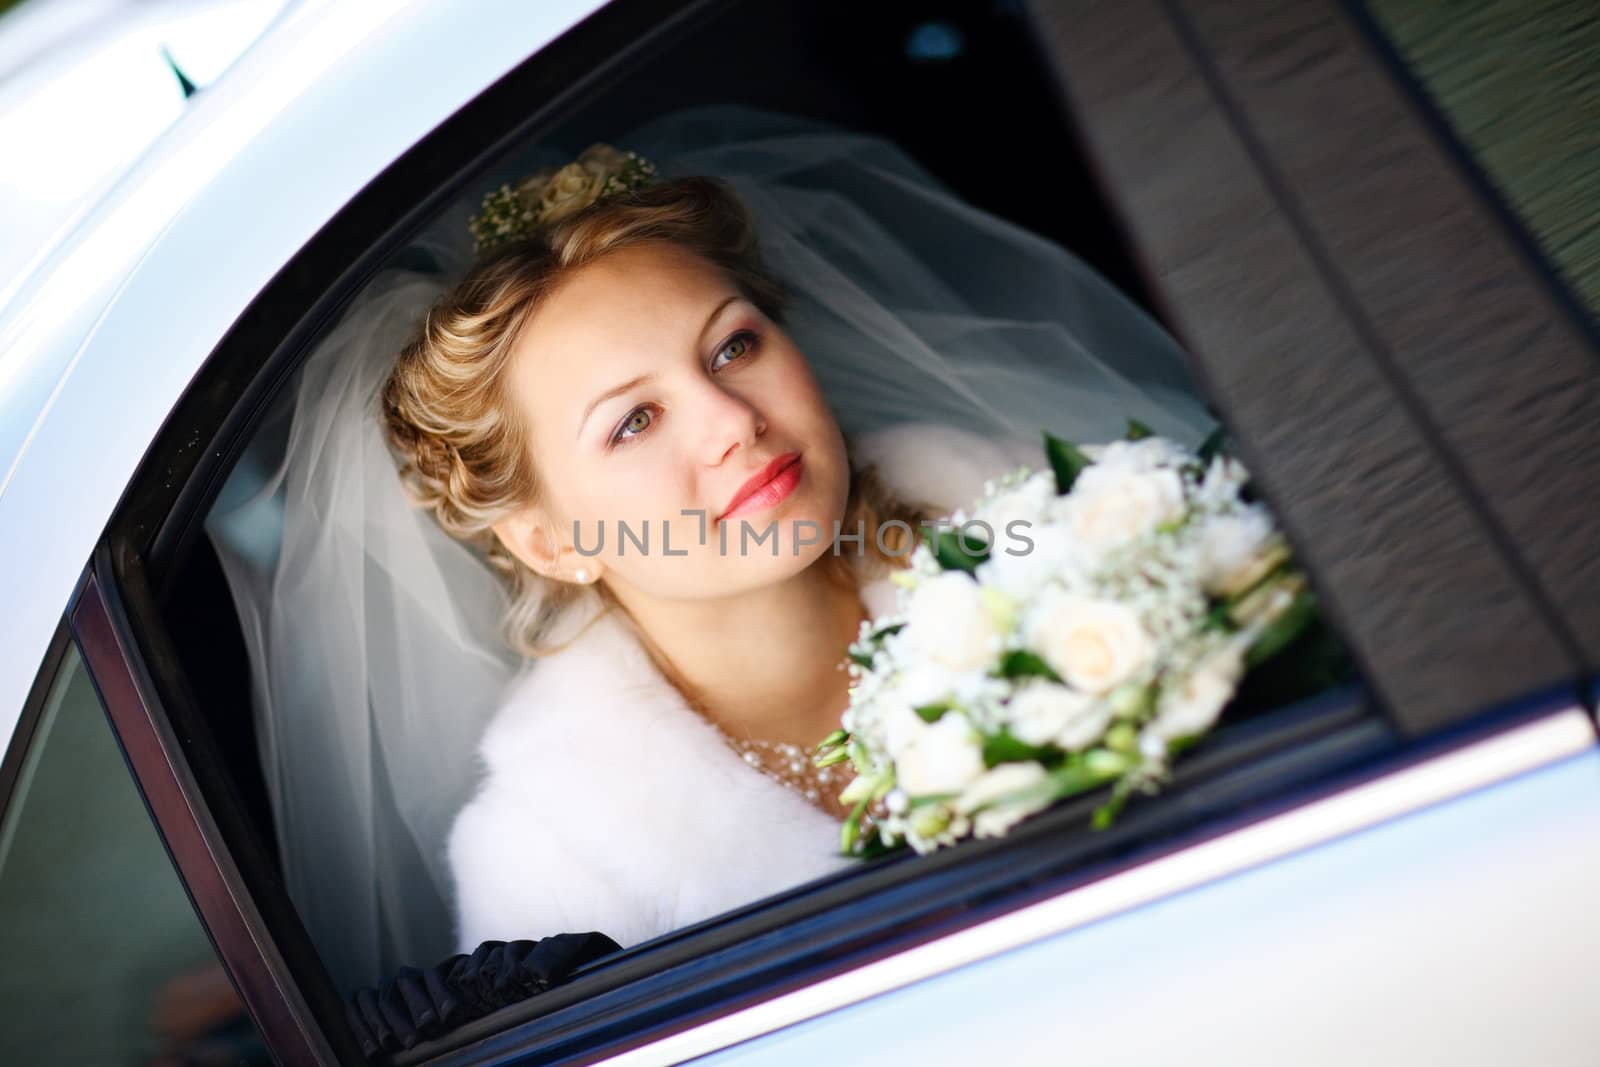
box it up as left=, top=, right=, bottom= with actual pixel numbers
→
left=446, top=608, right=849, bottom=950
left=446, top=610, right=691, bottom=948
left=471, top=611, right=653, bottom=777
left=851, top=421, right=1038, bottom=517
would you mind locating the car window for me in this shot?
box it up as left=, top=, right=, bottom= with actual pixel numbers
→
left=1364, top=0, right=1600, bottom=315
left=0, top=643, right=269, bottom=1065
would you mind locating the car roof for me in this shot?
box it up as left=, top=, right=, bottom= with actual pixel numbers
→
left=0, top=0, right=605, bottom=746
left=0, top=0, right=294, bottom=298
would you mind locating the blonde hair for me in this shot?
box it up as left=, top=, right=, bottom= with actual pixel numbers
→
left=381, top=176, right=929, bottom=658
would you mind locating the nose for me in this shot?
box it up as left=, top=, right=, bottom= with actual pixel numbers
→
left=696, top=377, right=766, bottom=467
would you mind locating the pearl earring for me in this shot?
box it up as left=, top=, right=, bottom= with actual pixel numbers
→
left=574, top=568, right=590, bottom=584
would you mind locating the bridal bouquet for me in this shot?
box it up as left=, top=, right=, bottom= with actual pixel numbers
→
left=815, top=425, right=1316, bottom=855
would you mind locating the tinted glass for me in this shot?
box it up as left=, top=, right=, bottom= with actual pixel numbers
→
left=0, top=646, right=270, bottom=1065
left=1366, top=0, right=1600, bottom=313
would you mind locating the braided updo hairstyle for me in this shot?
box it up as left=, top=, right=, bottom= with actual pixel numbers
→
left=381, top=176, right=927, bottom=657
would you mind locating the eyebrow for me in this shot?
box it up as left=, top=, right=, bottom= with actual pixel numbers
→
left=577, top=294, right=744, bottom=439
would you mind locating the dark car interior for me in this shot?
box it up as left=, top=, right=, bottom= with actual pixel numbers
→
left=106, top=0, right=1600, bottom=1060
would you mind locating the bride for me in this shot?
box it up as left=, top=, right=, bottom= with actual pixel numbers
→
left=207, top=105, right=1210, bottom=993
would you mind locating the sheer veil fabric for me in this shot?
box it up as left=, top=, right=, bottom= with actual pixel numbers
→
left=206, top=105, right=1211, bottom=993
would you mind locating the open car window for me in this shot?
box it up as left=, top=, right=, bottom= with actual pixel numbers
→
left=72, top=0, right=1598, bottom=1063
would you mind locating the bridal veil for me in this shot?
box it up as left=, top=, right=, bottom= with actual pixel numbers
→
left=206, top=104, right=1211, bottom=993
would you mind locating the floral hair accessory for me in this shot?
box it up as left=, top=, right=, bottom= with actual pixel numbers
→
left=468, top=144, right=659, bottom=255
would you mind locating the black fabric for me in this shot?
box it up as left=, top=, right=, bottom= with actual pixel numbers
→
left=346, top=933, right=621, bottom=1056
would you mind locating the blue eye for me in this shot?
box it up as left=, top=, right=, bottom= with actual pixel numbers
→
left=710, top=330, right=758, bottom=371
left=611, top=406, right=654, bottom=446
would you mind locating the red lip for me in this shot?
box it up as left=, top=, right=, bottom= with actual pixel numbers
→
left=718, top=452, right=802, bottom=521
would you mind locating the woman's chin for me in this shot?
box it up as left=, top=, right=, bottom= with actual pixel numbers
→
left=707, top=514, right=849, bottom=595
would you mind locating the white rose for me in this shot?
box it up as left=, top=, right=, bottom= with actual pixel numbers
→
left=539, top=162, right=610, bottom=223
left=1146, top=648, right=1245, bottom=743
left=977, top=523, right=1087, bottom=600
left=1006, top=679, right=1114, bottom=750
left=1028, top=591, right=1155, bottom=694
left=977, top=472, right=1054, bottom=541
left=901, top=571, right=1001, bottom=673
left=1198, top=509, right=1275, bottom=596
left=574, top=142, right=628, bottom=180
left=893, top=661, right=959, bottom=709
left=1081, top=437, right=1190, bottom=473
left=1059, top=464, right=1186, bottom=555
left=895, top=712, right=986, bottom=795
left=956, top=761, right=1054, bottom=838
left=877, top=700, right=928, bottom=761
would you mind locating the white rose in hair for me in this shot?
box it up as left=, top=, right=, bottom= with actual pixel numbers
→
left=901, top=571, right=1000, bottom=672
left=896, top=712, right=986, bottom=795
left=575, top=143, right=629, bottom=180
left=1198, top=508, right=1274, bottom=596
left=1146, top=646, right=1245, bottom=744
left=956, top=761, right=1054, bottom=838
left=1007, top=678, right=1114, bottom=750
left=539, top=162, right=609, bottom=223
left=1029, top=591, right=1155, bottom=694
left=1057, top=463, right=1185, bottom=555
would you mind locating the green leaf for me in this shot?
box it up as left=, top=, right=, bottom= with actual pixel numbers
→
left=914, top=702, right=956, bottom=723
left=994, top=649, right=1063, bottom=682
left=1049, top=752, right=1127, bottom=800
left=816, top=728, right=849, bottom=751
left=1091, top=787, right=1131, bottom=830
left=839, top=791, right=872, bottom=854
left=813, top=746, right=852, bottom=768
left=1044, top=431, right=1093, bottom=494
left=933, top=529, right=989, bottom=572
left=1126, top=418, right=1154, bottom=441
left=848, top=648, right=876, bottom=668
left=1245, top=588, right=1319, bottom=669
left=982, top=729, right=1058, bottom=768
left=1197, top=424, right=1228, bottom=465
left=1202, top=599, right=1240, bottom=633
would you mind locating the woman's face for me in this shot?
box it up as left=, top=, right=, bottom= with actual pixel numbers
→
left=502, top=241, right=851, bottom=602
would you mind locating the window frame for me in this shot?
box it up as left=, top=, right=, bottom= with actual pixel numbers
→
left=1023, top=0, right=1600, bottom=716
left=69, top=0, right=1600, bottom=1062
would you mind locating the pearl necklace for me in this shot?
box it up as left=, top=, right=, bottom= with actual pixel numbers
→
left=719, top=730, right=859, bottom=822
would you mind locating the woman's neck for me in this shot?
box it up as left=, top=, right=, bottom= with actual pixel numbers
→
left=610, top=562, right=866, bottom=747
